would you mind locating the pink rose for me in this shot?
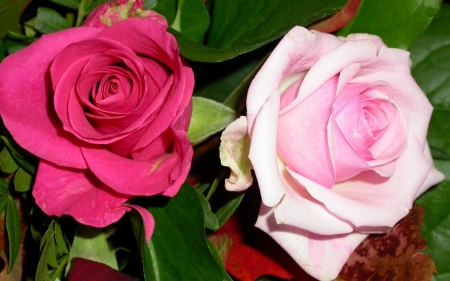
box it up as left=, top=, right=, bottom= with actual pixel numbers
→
left=244, top=27, right=443, bottom=280
left=0, top=6, right=193, bottom=241
left=83, top=0, right=168, bottom=28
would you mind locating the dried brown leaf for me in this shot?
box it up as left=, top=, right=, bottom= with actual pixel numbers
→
left=337, top=205, right=436, bottom=281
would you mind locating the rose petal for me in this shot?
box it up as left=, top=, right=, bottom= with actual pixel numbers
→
left=274, top=164, right=353, bottom=235
left=278, top=76, right=338, bottom=188
left=256, top=205, right=367, bottom=281
left=247, top=26, right=344, bottom=133
left=300, top=133, right=430, bottom=229
left=248, top=92, right=285, bottom=207
left=351, top=67, right=433, bottom=147
left=33, top=160, right=130, bottom=227
left=82, top=130, right=192, bottom=196
left=0, top=28, right=101, bottom=169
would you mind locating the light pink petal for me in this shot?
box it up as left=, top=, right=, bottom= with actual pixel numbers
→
left=301, top=133, right=430, bottom=229
left=351, top=71, right=433, bottom=147
left=248, top=92, right=285, bottom=207
left=256, top=205, right=367, bottom=281
left=296, top=39, right=378, bottom=106
left=415, top=142, right=445, bottom=197
left=33, top=160, right=130, bottom=227
left=247, top=26, right=344, bottom=133
left=0, top=28, right=101, bottom=169
left=126, top=204, right=155, bottom=242
left=274, top=165, right=353, bottom=235
left=332, top=120, right=370, bottom=182
left=278, top=76, right=338, bottom=188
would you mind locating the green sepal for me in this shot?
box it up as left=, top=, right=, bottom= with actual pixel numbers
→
left=6, top=196, right=21, bottom=273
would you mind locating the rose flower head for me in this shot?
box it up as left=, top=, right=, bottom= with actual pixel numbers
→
left=221, top=26, right=444, bottom=280
left=0, top=0, right=194, bottom=241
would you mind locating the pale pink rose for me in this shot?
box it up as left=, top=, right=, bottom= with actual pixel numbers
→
left=0, top=8, right=193, bottom=240
left=244, top=26, right=443, bottom=280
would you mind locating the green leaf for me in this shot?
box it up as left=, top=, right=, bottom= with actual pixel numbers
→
left=6, top=196, right=21, bottom=273
left=36, top=232, right=56, bottom=281
left=0, top=147, right=19, bottom=173
left=130, top=184, right=223, bottom=281
left=35, top=7, right=70, bottom=34
left=14, top=167, right=33, bottom=192
left=171, top=0, right=210, bottom=43
left=172, top=0, right=347, bottom=62
left=410, top=4, right=450, bottom=159
left=0, top=196, right=8, bottom=216
left=54, top=221, right=69, bottom=255
left=416, top=179, right=450, bottom=281
left=194, top=188, right=219, bottom=230
left=151, top=0, right=177, bottom=24
left=207, top=0, right=346, bottom=49
left=1, top=136, right=37, bottom=174
left=194, top=52, right=264, bottom=105
left=35, top=221, right=69, bottom=281
left=336, top=0, right=441, bottom=49
left=48, top=0, right=80, bottom=9
left=69, top=224, right=118, bottom=270
left=207, top=239, right=233, bottom=281
left=187, top=97, right=238, bottom=144
left=0, top=0, right=31, bottom=39
left=0, top=178, right=8, bottom=195
left=215, top=191, right=245, bottom=229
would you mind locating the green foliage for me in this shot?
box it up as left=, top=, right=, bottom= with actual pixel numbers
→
left=187, top=97, right=238, bottom=144
left=130, top=184, right=224, bottom=281
left=68, top=224, right=118, bottom=271
left=336, top=0, right=441, bottom=49
left=411, top=5, right=450, bottom=280
left=48, top=0, right=80, bottom=9
left=194, top=188, right=219, bottom=230
left=0, top=0, right=31, bottom=39
left=215, top=191, right=244, bottom=229
left=35, top=7, right=70, bottom=34
left=35, top=221, right=69, bottom=281
left=6, top=196, right=21, bottom=273
left=171, top=0, right=347, bottom=62
left=0, top=146, right=19, bottom=173
left=416, top=180, right=450, bottom=281
left=171, top=0, right=210, bottom=43
left=14, top=167, right=33, bottom=192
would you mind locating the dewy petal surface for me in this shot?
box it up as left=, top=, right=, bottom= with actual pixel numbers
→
left=256, top=205, right=367, bottom=281
left=0, top=27, right=101, bottom=169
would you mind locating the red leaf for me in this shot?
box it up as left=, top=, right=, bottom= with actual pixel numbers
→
left=219, top=186, right=316, bottom=281
left=68, top=258, right=136, bottom=281
left=337, top=205, right=436, bottom=281
left=308, top=0, right=361, bottom=33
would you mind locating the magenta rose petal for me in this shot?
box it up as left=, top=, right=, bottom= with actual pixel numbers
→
left=256, top=205, right=368, bottom=281
left=82, top=130, right=192, bottom=196
left=126, top=204, right=155, bottom=242
left=33, top=160, right=130, bottom=227
left=0, top=28, right=103, bottom=169
left=278, top=76, right=338, bottom=188
left=302, top=134, right=430, bottom=229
